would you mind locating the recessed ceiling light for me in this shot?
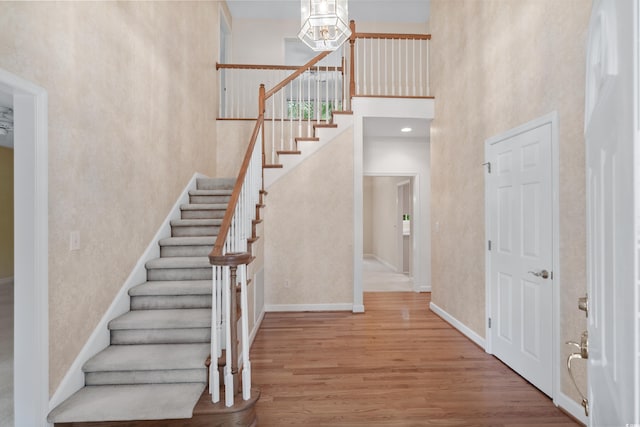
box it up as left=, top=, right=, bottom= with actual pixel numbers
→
left=401, top=127, right=412, bottom=133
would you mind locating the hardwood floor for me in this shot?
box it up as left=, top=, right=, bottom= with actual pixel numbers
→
left=250, top=292, right=578, bottom=426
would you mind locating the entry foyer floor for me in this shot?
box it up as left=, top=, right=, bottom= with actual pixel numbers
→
left=251, top=292, right=578, bottom=426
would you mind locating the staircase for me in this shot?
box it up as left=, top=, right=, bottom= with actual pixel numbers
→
left=47, top=177, right=261, bottom=426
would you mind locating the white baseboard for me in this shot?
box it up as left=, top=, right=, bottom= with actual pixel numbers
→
left=554, top=391, right=588, bottom=426
left=48, top=172, right=207, bottom=411
left=0, top=276, right=14, bottom=285
left=266, top=303, right=353, bottom=312
left=352, top=304, right=365, bottom=313
left=249, top=308, right=265, bottom=347
left=429, top=301, right=486, bottom=349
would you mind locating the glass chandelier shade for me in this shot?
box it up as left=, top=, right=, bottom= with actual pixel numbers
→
left=298, top=0, right=351, bottom=51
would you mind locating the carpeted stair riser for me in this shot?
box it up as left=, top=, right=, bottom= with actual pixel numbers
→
left=111, top=328, right=210, bottom=345
left=189, top=192, right=231, bottom=204
left=171, top=220, right=221, bottom=237
left=160, top=244, right=215, bottom=257
left=85, top=368, right=207, bottom=386
left=147, top=268, right=211, bottom=281
left=180, top=204, right=228, bottom=220
left=196, top=177, right=235, bottom=190
left=130, top=295, right=211, bottom=310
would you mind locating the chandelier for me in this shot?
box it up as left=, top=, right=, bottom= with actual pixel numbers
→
left=298, top=0, right=351, bottom=51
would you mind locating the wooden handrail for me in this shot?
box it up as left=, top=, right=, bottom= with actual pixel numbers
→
left=264, top=50, right=332, bottom=100
left=217, top=62, right=343, bottom=72
left=355, top=32, right=431, bottom=40
left=209, top=114, right=264, bottom=259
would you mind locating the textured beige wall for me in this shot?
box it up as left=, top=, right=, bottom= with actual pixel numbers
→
left=216, top=120, right=255, bottom=177
left=265, top=128, right=354, bottom=306
left=429, top=0, right=590, bottom=404
left=0, top=1, right=219, bottom=394
left=0, top=147, right=13, bottom=278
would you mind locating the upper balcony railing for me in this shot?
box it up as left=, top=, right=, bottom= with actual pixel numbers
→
left=348, top=21, right=431, bottom=100
left=217, top=20, right=431, bottom=121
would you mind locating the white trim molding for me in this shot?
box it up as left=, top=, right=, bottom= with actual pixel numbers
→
left=48, top=173, right=207, bottom=411
left=266, top=303, right=353, bottom=312
left=429, top=302, right=486, bottom=349
left=1, top=67, right=50, bottom=427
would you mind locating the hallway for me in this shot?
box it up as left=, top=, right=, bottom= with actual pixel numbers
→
left=363, top=255, right=413, bottom=292
left=250, top=292, right=578, bottom=426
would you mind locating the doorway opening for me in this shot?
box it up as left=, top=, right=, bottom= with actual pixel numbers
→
left=363, top=175, right=413, bottom=292
left=0, top=68, right=49, bottom=426
left=0, top=88, right=14, bottom=427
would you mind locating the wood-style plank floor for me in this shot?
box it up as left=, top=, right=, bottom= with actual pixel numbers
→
left=250, top=292, right=578, bottom=426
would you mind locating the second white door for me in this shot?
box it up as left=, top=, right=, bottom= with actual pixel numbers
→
left=486, top=120, right=554, bottom=396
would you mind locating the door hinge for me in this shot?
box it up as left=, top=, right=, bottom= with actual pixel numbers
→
left=488, top=317, right=492, bottom=328
left=488, top=240, right=492, bottom=251
left=482, top=162, right=492, bottom=174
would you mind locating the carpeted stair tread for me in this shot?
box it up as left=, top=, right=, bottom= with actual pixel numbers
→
left=46, top=383, right=206, bottom=423
left=129, top=280, right=212, bottom=296
left=181, top=203, right=228, bottom=210
left=170, top=218, right=222, bottom=226
left=158, top=236, right=216, bottom=247
left=146, top=256, right=211, bottom=270
left=109, top=309, right=211, bottom=330
left=84, top=343, right=209, bottom=372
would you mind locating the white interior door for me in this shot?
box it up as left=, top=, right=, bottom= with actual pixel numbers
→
left=487, top=121, right=553, bottom=396
left=584, top=0, right=639, bottom=425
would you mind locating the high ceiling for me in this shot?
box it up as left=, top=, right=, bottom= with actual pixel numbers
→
left=225, top=0, right=430, bottom=23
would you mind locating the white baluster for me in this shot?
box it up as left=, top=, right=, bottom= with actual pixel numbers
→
left=405, top=40, right=409, bottom=96
left=333, top=68, right=342, bottom=110
left=271, top=97, right=275, bottom=164
left=412, top=39, right=416, bottom=96
left=297, top=76, right=302, bottom=138
left=223, top=265, right=233, bottom=407
left=369, top=39, right=375, bottom=95
left=315, top=68, right=320, bottom=123
left=426, top=39, right=430, bottom=96
left=210, top=266, right=220, bottom=403
left=289, top=81, right=293, bottom=150
left=280, top=76, right=284, bottom=154
left=307, top=69, right=312, bottom=136
left=325, top=65, right=329, bottom=122
left=240, top=264, right=251, bottom=400
left=419, top=40, right=423, bottom=96
left=362, top=38, right=367, bottom=96
left=391, top=39, right=395, bottom=96
left=384, top=39, right=388, bottom=95
left=377, top=38, right=381, bottom=96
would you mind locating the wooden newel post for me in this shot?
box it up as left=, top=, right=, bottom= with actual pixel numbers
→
left=349, top=20, right=356, bottom=100
left=209, top=252, right=253, bottom=398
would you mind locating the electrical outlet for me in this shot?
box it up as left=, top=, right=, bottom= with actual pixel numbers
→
left=70, top=231, right=80, bottom=251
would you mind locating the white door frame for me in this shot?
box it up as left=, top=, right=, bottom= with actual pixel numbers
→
left=0, top=68, right=49, bottom=426
left=484, top=111, right=561, bottom=403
